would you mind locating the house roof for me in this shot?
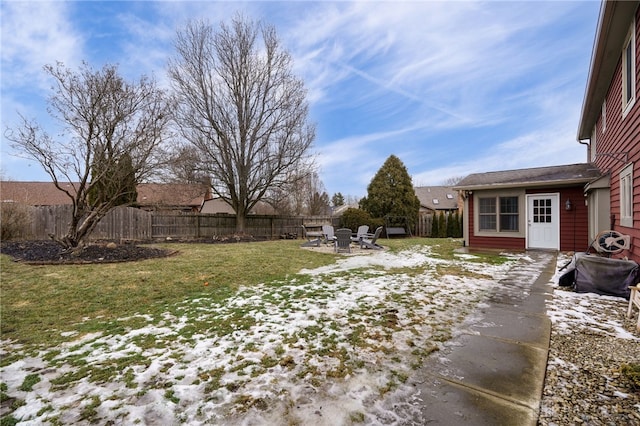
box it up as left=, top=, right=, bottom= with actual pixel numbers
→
left=200, top=198, right=276, bottom=215
left=414, top=186, right=458, bottom=210
left=454, top=163, right=603, bottom=191
left=0, top=181, right=207, bottom=208
left=577, top=0, right=639, bottom=140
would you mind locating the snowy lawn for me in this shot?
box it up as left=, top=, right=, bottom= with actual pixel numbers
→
left=547, top=253, right=640, bottom=340
left=1, top=240, right=523, bottom=425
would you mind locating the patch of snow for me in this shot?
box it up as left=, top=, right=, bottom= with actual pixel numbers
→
left=1, top=245, right=525, bottom=425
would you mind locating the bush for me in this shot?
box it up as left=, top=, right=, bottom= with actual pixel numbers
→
left=430, top=213, right=439, bottom=237
left=452, top=211, right=462, bottom=237
left=446, top=212, right=454, bottom=237
left=438, top=211, right=447, bottom=238
left=1, top=202, right=32, bottom=240
left=339, top=208, right=383, bottom=233
left=620, top=363, right=640, bottom=390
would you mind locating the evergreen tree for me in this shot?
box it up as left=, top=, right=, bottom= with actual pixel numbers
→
left=332, top=192, right=345, bottom=207
left=438, top=211, right=447, bottom=238
left=446, top=211, right=454, bottom=237
left=430, top=212, right=439, bottom=237
left=452, top=211, right=462, bottom=237
left=359, top=155, right=420, bottom=226
left=89, top=152, right=137, bottom=207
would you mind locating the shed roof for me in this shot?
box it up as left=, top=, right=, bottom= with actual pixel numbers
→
left=454, top=163, right=602, bottom=191
left=414, top=186, right=458, bottom=210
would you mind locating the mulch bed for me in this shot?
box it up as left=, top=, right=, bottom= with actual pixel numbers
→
left=0, top=240, right=175, bottom=264
left=1, top=236, right=272, bottom=265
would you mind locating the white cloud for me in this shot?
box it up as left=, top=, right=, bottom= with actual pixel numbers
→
left=1, top=1, right=83, bottom=89
left=0, top=1, right=600, bottom=195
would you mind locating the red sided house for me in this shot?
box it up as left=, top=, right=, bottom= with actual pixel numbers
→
left=577, top=0, right=640, bottom=263
left=454, top=164, right=602, bottom=252
left=455, top=1, right=640, bottom=262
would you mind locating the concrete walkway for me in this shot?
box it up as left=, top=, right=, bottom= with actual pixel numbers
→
left=408, top=250, right=557, bottom=425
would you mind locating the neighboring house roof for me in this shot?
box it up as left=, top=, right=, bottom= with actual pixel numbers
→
left=577, top=0, right=640, bottom=139
left=331, top=203, right=358, bottom=216
left=0, top=181, right=207, bottom=208
left=200, top=198, right=276, bottom=215
left=414, top=186, right=458, bottom=211
left=136, top=183, right=206, bottom=208
left=200, top=198, right=235, bottom=214
left=1, top=181, right=73, bottom=205
left=454, top=163, right=603, bottom=191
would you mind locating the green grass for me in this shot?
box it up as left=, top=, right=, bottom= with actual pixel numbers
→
left=0, top=240, right=339, bottom=347
left=19, top=374, right=41, bottom=392
left=0, top=237, right=506, bottom=354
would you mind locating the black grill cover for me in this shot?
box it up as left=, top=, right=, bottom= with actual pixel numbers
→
left=574, top=253, right=639, bottom=299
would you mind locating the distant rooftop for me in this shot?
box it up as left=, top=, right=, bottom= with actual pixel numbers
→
left=1, top=181, right=208, bottom=208
left=414, top=186, right=458, bottom=210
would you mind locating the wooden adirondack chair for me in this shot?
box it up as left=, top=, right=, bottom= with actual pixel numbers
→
left=351, top=225, right=370, bottom=242
left=360, top=226, right=383, bottom=249
left=335, top=228, right=352, bottom=253
left=322, top=225, right=336, bottom=245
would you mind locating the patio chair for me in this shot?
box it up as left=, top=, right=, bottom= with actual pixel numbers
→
left=335, top=228, right=352, bottom=253
left=351, top=225, right=370, bottom=242
left=360, top=226, right=383, bottom=250
left=301, top=225, right=322, bottom=247
left=322, top=225, right=336, bottom=245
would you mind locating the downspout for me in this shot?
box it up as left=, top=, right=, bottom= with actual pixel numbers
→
left=578, top=138, right=591, bottom=161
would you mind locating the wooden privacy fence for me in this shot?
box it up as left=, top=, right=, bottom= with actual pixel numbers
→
left=415, top=213, right=434, bottom=237
left=25, top=205, right=340, bottom=241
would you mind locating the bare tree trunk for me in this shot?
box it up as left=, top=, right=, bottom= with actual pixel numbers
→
left=6, top=62, right=172, bottom=249
left=169, top=17, right=316, bottom=233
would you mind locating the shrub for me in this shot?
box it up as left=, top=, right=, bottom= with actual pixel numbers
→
left=620, top=363, right=640, bottom=390
left=339, top=208, right=382, bottom=232
left=430, top=213, right=439, bottom=237
left=446, top=212, right=454, bottom=237
left=1, top=202, right=32, bottom=240
left=438, top=211, right=447, bottom=238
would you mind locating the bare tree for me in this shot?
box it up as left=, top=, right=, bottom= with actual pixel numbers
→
left=6, top=62, right=172, bottom=249
left=303, top=172, right=330, bottom=215
left=441, top=176, right=465, bottom=186
left=165, top=144, right=210, bottom=185
left=168, top=17, right=316, bottom=232
left=262, top=169, right=327, bottom=216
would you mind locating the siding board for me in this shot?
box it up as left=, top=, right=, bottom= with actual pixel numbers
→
left=591, top=6, right=640, bottom=263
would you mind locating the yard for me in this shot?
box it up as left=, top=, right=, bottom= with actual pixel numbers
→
left=0, top=238, right=523, bottom=425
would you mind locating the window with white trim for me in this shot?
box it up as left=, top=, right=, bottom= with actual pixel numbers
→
left=479, top=198, right=496, bottom=230
left=478, top=196, right=519, bottom=232
left=622, top=20, right=636, bottom=117
left=500, top=197, right=519, bottom=231
left=620, top=163, right=634, bottom=227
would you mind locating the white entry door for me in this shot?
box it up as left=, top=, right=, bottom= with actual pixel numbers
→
left=526, top=194, right=559, bottom=250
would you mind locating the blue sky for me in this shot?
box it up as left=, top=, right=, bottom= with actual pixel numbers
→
left=1, top=1, right=601, bottom=198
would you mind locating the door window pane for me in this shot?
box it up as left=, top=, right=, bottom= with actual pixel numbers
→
left=533, top=198, right=552, bottom=224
